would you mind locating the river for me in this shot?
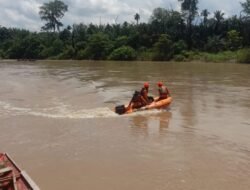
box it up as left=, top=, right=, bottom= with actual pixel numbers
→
left=0, top=60, right=250, bottom=190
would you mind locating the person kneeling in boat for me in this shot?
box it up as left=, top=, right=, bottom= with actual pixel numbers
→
left=128, top=82, right=151, bottom=109
left=156, top=81, right=171, bottom=101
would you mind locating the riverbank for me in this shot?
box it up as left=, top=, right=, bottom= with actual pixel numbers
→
left=172, top=49, right=250, bottom=63
left=137, top=49, right=250, bottom=64
left=1, top=49, right=250, bottom=64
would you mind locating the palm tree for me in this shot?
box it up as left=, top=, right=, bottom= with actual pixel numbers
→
left=178, top=0, right=199, bottom=25
left=214, top=10, right=225, bottom=33
left=134, top=13, right=140, bottom=25
left=201, top=9, right=210, bottom=26
left=214, top=10, right=225, bottom=23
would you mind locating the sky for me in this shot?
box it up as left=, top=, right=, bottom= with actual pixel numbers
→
left=0, top=0, right=244, bottom=31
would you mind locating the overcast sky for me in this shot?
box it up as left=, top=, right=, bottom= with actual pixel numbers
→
left=0, top=0, right=244, bottom=31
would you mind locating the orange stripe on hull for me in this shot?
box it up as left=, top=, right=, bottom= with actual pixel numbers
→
left=146, top=97, right=172, bottom=109
left=125, top=97, right=172, bottom=114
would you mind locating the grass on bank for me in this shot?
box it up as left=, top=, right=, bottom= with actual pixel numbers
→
left=237, top=49, right=250, bottom=63
left=172, top=49, right=250, bottom=63
left=1, top=46, right=249, bottom=64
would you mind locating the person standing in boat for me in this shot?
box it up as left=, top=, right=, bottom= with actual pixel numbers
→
left=157, top=81, right=170, bottom=101
left=140, top=82, right=151, bottom=105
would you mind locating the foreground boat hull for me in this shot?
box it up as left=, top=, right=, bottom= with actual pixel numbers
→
left=0, top=153, right=40, bottom=190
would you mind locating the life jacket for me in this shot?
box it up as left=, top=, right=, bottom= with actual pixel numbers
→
left=159, top=86, right=169, bottom=98
left=131, top=91, right=144, bottom=109
left=140, top=87, right=148, bottom=97
left=131, top=91, right=141, bottom=102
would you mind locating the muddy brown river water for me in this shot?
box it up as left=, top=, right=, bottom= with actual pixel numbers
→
left=0, top=60, right=250, bottom=190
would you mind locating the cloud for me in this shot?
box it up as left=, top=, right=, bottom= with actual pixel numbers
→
left=0, top=0, right=244, bottom=31
left=199, top=0, right=242, bottom=17
left=0, top=0, right=43, bottom=30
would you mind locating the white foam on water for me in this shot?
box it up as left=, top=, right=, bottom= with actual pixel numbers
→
left=122, top=109, right=166, bottom=117
left=0, top=100, right=169, bottom=119
left=30, top=107, right=118, bottom=119
left=0, top=101, right=118, bottom=119
left=0, top=101, right=32, bottom=115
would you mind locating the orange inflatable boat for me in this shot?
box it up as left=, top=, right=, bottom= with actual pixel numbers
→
left=115, top=96, right=172, bottom=115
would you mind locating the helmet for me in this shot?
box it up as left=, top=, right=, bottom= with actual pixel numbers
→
left=144, top=82, right=149, bottom=88
left=157, top=81, right=163, bottom=87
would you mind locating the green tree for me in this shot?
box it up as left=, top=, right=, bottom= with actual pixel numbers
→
left=114, top=36, right=129, bottom=48
left=214, top=10, right=225, bottom=34
left=109, top=46, right=136, bottom=60
left=237, top=48, right=250, bottom=63
left=0, top=27, right=11, bottom=44
left=178, top=0, right=199, bottom=48
left=241, top=0, right=250, bottom=16
left=40, top=38, right=64, bottom=58
left=226, top=30, right=243, bottom=50
left=152, top=34, right=173, bottom=61
left=150, top=8, right=185, bottom=40
left=84, top=33, right=112, bottom=60
left=201, top=9, right=210, bottom=26
left=150, top=8, right=169, bottom=34
left=59, top=26, right=71, bottom=45
left=205, top=36, right=225, bottom=53
left=239, top=0, right=250, bottom=46
left=214, top=10, right=225, bottom=23
left=127, top=32, right=141, bottom=50
left=173, top=40, right=187, bottom=55
left=39, top=0, right=68, bottom=32
left=134, top=13, right=140, bottom=25
left=7, top=34, right=42, bottom=59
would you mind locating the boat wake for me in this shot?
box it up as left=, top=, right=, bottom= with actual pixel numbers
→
left=122, top=108, right=169, bottom=117
left=0, top=100, right=169, bottom=119
left=0, top=101, right=118, bottom=119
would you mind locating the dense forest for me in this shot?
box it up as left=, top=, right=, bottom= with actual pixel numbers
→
left=0, top=0, right=250, bottom=63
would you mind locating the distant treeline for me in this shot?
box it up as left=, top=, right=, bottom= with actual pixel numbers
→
left=0, top=0, right=250, bottom=63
